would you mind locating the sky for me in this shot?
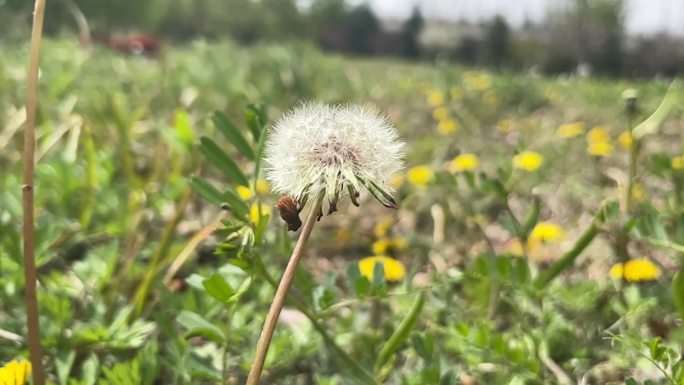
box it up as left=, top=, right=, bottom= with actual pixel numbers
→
left=347, top=0, right=684, bottom=37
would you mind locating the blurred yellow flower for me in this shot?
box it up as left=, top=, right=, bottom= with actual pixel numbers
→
left=432, top=106, right=450, bottom=121
left=556, top=122, right=585, bottom=138
left=237, top=180, right=270, bottom=201
left=256, top=179, right=270, bottom=194
left=497, top=119, right=513, bottom=133
left=437, top=119, right=460, bottom=135
left=358, top=256, right=406, bottom=282
left=631, top=184, right=646, bottom=202
left=427, top=90, right=445, bottom=107
left=237, top=185, right=251, bottom=201
left=587, top=141, right=614, bottom=157
left=513, top=151, right=544, bottom=172
left=529, top=222, right=564, bottom=243
left=450, top=87, right=463, bottom=101
left=464, top=71, right=492, bottom=91
left=374, top=217, right=394, bottom=238
left=372, top=237, right=409, bottom=254
left=336, top=228, right=351, bottom=243
left=407, top=165, right=434, bottom=187
left=618, top=131, right=633, bottom=150
left=448, top=153, right=479, bottom=173
left=587, top=126, right=610, bottom=144
left=249, top=203, right=271, bottom=224
left=0, top=360, right=32, bottom=385
left=391, top=237, right=409, bottom=251
left=372, top=238, right=392, bottom=255
left=390, top=173, right=405, bottom=188
left=610, top=258, right=661, bottom=282
left=672, top=155, right=684, bottom=170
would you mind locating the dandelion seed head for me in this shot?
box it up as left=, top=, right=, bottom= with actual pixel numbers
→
left=264, top=102, right=405, bottom=209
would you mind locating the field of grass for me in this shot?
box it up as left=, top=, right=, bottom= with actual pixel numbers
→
left=2, top=38, right=684, bottom=385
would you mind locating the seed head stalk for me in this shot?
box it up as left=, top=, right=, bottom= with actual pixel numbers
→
left=246, top=193, right=324, bottom=385
left=24, top=0, right=47, bottom=384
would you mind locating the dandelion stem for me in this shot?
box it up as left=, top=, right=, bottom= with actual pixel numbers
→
left=246, top=193, right=324, bottom=385
left=534, top=209, right=605, bottom=290
left=23, top=0, right=47, bottom=384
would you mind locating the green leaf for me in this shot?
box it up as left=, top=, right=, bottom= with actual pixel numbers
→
left=202, top=274, right=234, bottom=303
left=228, top=276, right=253, bottom=303
left=177, top=310, right=226, bottom=344
left=174, top=109, right=194, bottom=146
left=254, top=212, right=270, bottom=244
left=198, top=136, right=248, bottom=186
left=222, top=187, right=249, bottom=221
left=55, top=349, right=76, bottom=385
left=212, top=111, right=255, bottom=160
left=374, top=292, right=426, bottom=374
left=521, top=196, right=540, bottom=238
left=672, top=269, right=684, bottom=321
left=188, top=176, right=223, bottom=206
left=245, top=103, right=267, bottom=141
left=632, top=79, right=680, bottom=139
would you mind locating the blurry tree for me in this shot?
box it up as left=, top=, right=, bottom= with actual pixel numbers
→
left=482, top=15, right=510, bottom=68
left=544, top=0, right=624, bottom=76
left=401, top=6, right=424, bottom=59
left=343, top=4, right=379, bottom=55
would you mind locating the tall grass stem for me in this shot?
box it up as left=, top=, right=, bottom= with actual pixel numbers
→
left=246, top=193, right=324, bottom=385
left=23, top=0, right=47, bottom=384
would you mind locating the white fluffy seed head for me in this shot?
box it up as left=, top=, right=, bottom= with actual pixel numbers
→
left=264, top=102, right=405, bottom=210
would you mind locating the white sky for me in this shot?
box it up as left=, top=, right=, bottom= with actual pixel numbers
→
left=347, top=0, right=684, bottom=37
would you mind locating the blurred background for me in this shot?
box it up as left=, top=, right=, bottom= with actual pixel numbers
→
left=2, top=0, right=684, bottom=77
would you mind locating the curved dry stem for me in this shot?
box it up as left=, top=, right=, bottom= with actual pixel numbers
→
left=24, top=0, right=47, bottom=384
left=246, top=193, right=324, bottom=385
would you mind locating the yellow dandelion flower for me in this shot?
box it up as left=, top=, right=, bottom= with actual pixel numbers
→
left=358, top=256, right=406, bottom=282
left=672, top=155, right=684, bottom=170
left=513, top=151, right=544, bottom=172
left=255, top=179, right=270, bottom=194
left=249, top=203, right=271, bottom=224
left=390, top=173, right=405, bottom=188
left=587, top=126, right=610, bottom=144
left=236, top=185, right=252, bottom=201
left=391, top=237, right=409, bottom=251
left=432, top=106, right=450, bottom=121
left=448, top=153, right=479, bottom=173
left=464, top=71, right=492, bottom=91
left=336, top=228, right=351, bottom=243
left=610, top=259, right=661, bottom=282
left=0, top=360, right=32, bottom=385
left=497, top=119, right=513, bottom=133
left=437, top=119, right=459, bottom=135
left=631, top=184, right=646, bottom=202
left=450, top=87, right=463, bottom=101
left=556, top=122, right=585, bottom=138
left=529, top=222, right=564, bottom=243
left=407, top=165, right=434, bottom=187
left=237, top=180, right=270, bottom=201
left=609, top=263, right=624, bottom=279
left=587, top=141, right=614, bottom=157
left=427, top=90, right=445, bottom=107
left=374, top=217, right=394, bottom=238
left=618, top=131, right=633, bottom=150
left=372, top=238, right=392, bottom=255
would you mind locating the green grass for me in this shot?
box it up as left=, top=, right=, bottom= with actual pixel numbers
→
left=1, top=38, right=684, bottom=385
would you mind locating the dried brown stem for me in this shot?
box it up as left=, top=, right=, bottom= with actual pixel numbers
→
left=23, top=0, right=47, bottom=384
left=246, top=193, right=324, bottom=385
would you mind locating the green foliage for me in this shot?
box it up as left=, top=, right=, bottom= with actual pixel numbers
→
left=1, top=39, right=684, bottom=385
